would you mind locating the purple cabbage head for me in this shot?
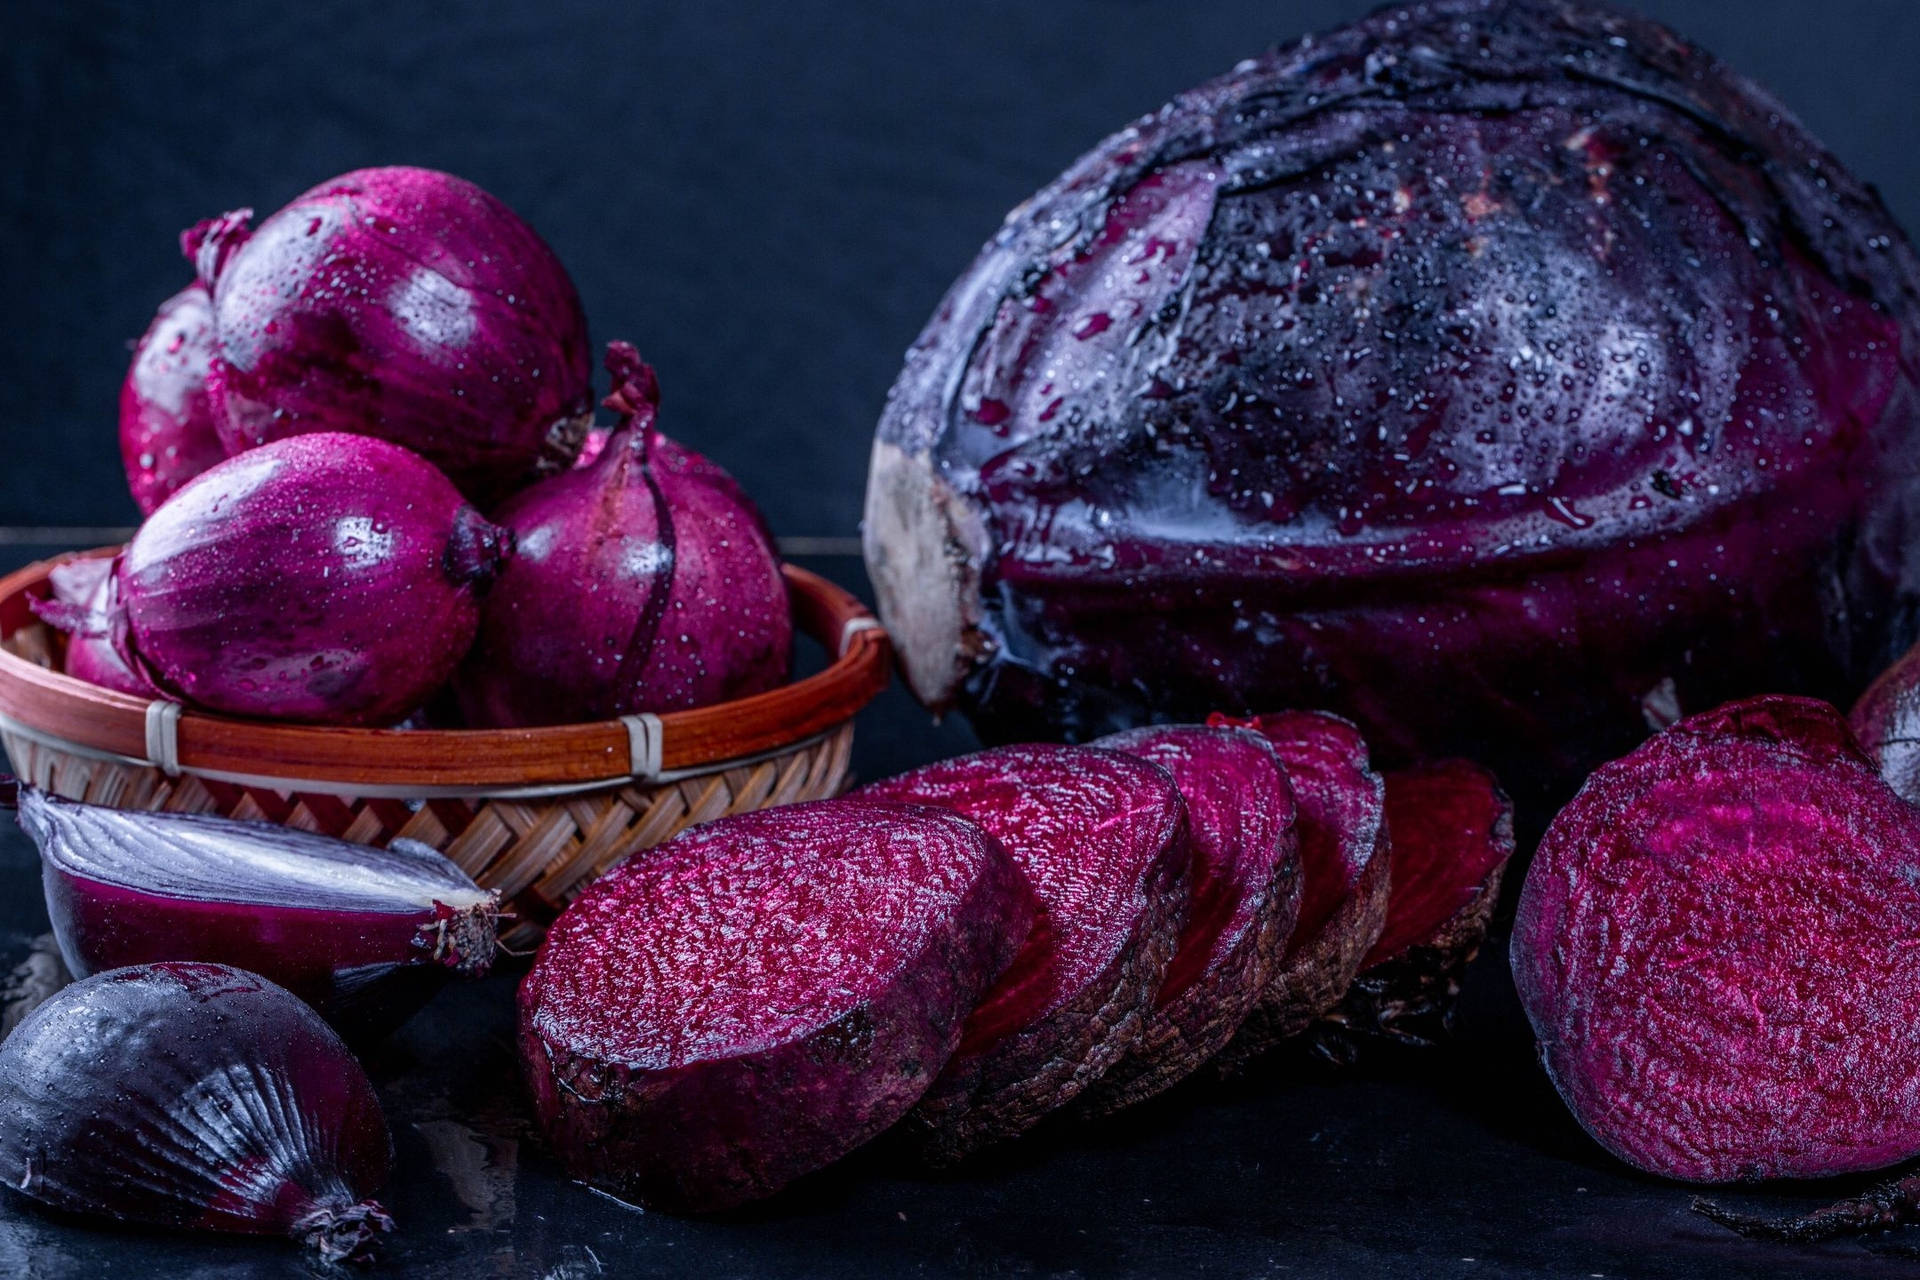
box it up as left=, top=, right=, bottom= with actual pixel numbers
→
left=863, top=0, right=1920, bottom=812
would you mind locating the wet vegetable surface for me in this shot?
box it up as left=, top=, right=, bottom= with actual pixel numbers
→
left=867, top=0, right=1920, bottom=814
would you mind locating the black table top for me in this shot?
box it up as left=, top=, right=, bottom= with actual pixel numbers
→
left=0, top=545, right=1910, bottom=1280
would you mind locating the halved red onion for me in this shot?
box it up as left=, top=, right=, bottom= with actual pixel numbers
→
left=19, top=789, right=497, bottom=1039
left=0, top=962, right=394, bottom=1262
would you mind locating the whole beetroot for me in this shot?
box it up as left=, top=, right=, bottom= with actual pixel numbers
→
left=455, top=343, right=792, bottom=726
left=865, top=0, right=1920, bottom=811
left=1513, top=695, right=1920, bottom=1184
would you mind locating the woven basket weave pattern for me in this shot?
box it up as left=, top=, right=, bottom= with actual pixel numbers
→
left=0, top=556, right=884, bottom=948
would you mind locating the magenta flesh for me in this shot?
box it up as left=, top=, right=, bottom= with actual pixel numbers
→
left=456, top=342, right=792, bottom=726
left=1075, top=725, right=1300, bottom=1115
left=0, top=962, right=394, bottom=1262
left=864, top=0, right=1920, bottom=814
left=119, top=432, right=510, bottom=725
left=193, top=166, right=593, bottom=501
left=1512, top=694, right=1920, bottom=1183
left=1212, top=710, right=1389, bottom=1063
left=19, top=789, right=497, bottom=1039
left=1318, top=761, right=1514, bottom=1056
left=1852, top=641, right=1920, bottom=803
left=519, top=798, right=1033, bottom=1212
left=118, top=284, right=227, bottom=516
left=30, top=557, right=154, bottom=698
left=861, top=743, right=1190, bottom=1161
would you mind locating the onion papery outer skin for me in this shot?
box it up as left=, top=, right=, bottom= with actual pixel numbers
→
left=119, top=284, right=227, bottom=516
left=30, top=557, right=156, bottom=698
left=120, top=431, right=511, bottom=726
left=865, top=0, right=1920, bottom=817
left=0, top=962, right=394, bottom=1263
left=1513, top=696, right=1920, bottom=1183
left=455, top=342, right=792, bottom=727
left=194, top=166, right=593, bottom=503
left=20, top=789, right=498, bottom=1040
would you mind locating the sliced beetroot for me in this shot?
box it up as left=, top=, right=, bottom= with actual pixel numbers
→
left=1073, top=725, right=1300, bottom=1115
left=1315, top=761, right=1514, bottom=1057
left=1852, top=641, right=1920, bottom=803
left=518, top=797, right=1032, bottom=1213
left=861, top=744, right=1190, bottom=1162
left=1513, top=694, right=1920, bottom=1183
left=1210, top=711, right=1389, bottom=1063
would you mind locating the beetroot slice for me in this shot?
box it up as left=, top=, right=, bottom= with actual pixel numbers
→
left=1852, top=641, right=1920, bottom=803
left=518, top=797, right=1033, bottom=1212
left=1073, top=726, right=1300, bottom=1116
left=1314, top=761, right=1514, bottom=1059
left=1208, top=710, right=1389, bottom=1064
left=1513, top=694, right=1920, bottom=1184
left=861, top=744, right=1190, bottom=1162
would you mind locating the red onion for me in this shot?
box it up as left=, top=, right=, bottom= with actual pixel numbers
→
left=456, top=342, right=791, bottom=726
left=189, top=166, right=594, bottom=501
left=19, top=788, right=498, bottom=1038
left=29, top=558, right=155, bottom=697
left=120, top=432, right=511, bottom=725
left=119, top=284, right=227, bottom=516
left=0, top=962, right=394, bottom=1263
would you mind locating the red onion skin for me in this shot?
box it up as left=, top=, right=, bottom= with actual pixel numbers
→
left=121, top=432, right=511, bottom=725
left=456, top=344, right=791, bottom=727
left=192, top=166, right=593, bottom=502
left=0, top=963, right=393, bottom=1262
left=118, top=285, right=227, bottom=516
left=31, top=558, right=156, bottom=698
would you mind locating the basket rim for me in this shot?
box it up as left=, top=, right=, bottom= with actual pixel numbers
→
left=0, top=547, right=890, bottom=790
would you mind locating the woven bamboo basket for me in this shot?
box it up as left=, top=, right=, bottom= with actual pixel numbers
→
left=0, top=548, right=891, bottom=947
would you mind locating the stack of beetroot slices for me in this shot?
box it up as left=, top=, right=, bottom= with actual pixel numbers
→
left=519, top=717, right=1512, bottom=1212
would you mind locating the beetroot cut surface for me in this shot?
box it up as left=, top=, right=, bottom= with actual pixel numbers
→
left=861, top=743, right=1190, bottom=1162
left=1074, top=725, right=1300, bottom=1115
left=518, top=797, right=1032, bottom=1213
left=1513, top=694, right=1920, bottom=1183
left=1315, top=761, right=1513, bottom=1060
left=1211, top=711, right=1389, bottom=1065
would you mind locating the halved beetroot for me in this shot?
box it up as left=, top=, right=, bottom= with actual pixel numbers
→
left=1316, top=761, right=1514, bottom=1057
left=1513, top=695, right=1920, bottom=1183
left=518, top=797, right=1033, bottom=1212
left=1074, top=725, right=1300, bottom=1115
left=861, top=744, right=1190, bottom=1162
left=1209, top=710, right=1389, bottom=1064
left=1852, top=641, right=1920, bottom=803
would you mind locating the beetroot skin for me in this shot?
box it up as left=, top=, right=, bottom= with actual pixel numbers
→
left=519, top=798, right=1032, bottom=1212
left=1212, top=711, right=1389, bottom=1065
left=1075, top=725, right=1300, bottom=1115
left=1318, top=761, right=1514, bottom=1056
left=1513, top=695, right=1920, bottom=1183
left=1852, top=641, right=1920, bottom=803
left=861, top=744, right=1190, bottom=1162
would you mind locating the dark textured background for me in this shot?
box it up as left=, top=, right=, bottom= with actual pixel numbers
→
left=5, top=0, right=1920, bottom=538
left=6, top=1, right=1920, bottom=1276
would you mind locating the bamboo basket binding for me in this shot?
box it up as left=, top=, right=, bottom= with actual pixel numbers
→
left=0, top=548, right=891, bottom=947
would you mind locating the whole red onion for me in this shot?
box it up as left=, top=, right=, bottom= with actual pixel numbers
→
left=121, top=432, right=511, bottom=725
left=455, top=342, right=791, bottom=726
left=189, top=166, right=593, bottom=501
left=0, top=962, right=394, bottom=1262
left=29, top=557, right=155, bottom=698
left=118, top=284, right=227, bottom=515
